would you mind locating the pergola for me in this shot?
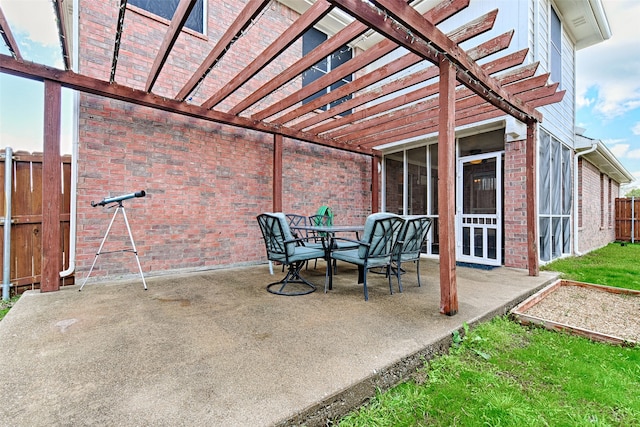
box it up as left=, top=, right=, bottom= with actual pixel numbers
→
left=0, top=0, right=564, bottom=315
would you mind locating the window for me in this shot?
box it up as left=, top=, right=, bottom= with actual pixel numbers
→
left=129, top=0, right=205, bottom=34
left=302, top=28, right=352, bottom=114
left=383, top=145, right=439, bottom=255
left=539, top=129, right=572, bottom=261
left=550, top=7, right=562, bottom=86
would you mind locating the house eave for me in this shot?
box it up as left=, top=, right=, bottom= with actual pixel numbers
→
left=576, top=134, right=634, bottom=184
left=555, top=0, right=612, bottom=50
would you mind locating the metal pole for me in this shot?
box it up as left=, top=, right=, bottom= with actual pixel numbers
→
left=3, top=147, right=13, bottom=301
left=632, top=196, right=635, bottom=244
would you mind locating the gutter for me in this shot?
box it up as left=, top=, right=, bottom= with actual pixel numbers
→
left=573, top=142, right=598, bottom=256
left=60, top=0, right=80, bottom=279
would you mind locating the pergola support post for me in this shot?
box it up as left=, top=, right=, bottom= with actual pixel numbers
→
left=41, top=80, right=62, bottom=292
left=437, top=58, right=458, bottom=316
left=371, top=155, right=379, bottom=213
left=526, top=122, right=539, bottom=276
left=273, top=134, right=283, bottom=212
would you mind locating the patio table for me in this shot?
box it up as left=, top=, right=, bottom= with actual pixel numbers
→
left=291, top=224, right=364, bottom=291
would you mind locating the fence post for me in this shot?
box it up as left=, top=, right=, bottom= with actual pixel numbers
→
left=2, top=147, right=12, bottom=301
left=633, top=196, right=635, bottom=244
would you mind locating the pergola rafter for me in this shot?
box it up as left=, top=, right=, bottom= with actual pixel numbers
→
left=0, top=6, right=22, bottom=60
left=0, top=0, right=563, bottom=152
left=304, top=35, right=523, bottom=137
left=201, top=0, right=334, bottom=110
left=247, top=0, right=471, bottom=122
left=271, top=9, right=501, bottom=127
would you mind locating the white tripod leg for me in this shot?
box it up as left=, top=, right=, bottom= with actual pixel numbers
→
left=79, top=206, right=120, bottom=291
left=120, top=206, right=147, bottom=290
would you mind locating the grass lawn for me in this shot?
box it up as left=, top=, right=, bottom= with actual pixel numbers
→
left=541, top=242, right=640, bottom=290
left=0, top=296, right=20, bottom=321
left=339, top=243, right=640, bottom=426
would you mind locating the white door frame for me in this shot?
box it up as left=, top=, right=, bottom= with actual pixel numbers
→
left=456, top=152, right=503, bottom=266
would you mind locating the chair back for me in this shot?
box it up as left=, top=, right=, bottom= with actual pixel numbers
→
left=257, top=213, right=297, bottom=260
left=309, top=214, right=332, bottom=227
left=358, top=213, right=404, bottom=260
left=286, top=213, right=309, bottom=238
left=397, top=216, right=432, bottom=260
left=308, top=213, right=332, bottom=240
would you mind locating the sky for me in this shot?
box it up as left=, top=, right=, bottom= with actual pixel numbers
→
left=0, top=0, right=639, bottom=190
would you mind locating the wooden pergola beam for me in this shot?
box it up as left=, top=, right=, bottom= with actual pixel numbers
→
left=228, top=18, right=369, bottom=115
left=0, top=54, right=375, bottom=156
left=176, top=0, right=272, bottom=101
left=299, top=42, right=525, bottom=135
left=371, top=0, right=541, bottom=122
left=329, top=0, right=541, bottom=123
left=0, top=6, right=22, bottom=60
left=274, top=9, right=501, bottom=128
left=347, top=74, right=553, bottom=143
left=353, top=80, right=557, bottom=148
left=323, top=51, right=535, bottom=141
left=201, top=0, right=333, bottom=110
left=251, top=0, right=468, bottom=122
left=145, top=0, right=198, bottom=92
left=273, top=4, right=482, bottom=124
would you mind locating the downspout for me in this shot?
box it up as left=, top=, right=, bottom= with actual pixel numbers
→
left=3, top=147, right=13, bottom=300
left=573, top=143, right=598, bottom=256
left=60, top=0, right=80, bottom=279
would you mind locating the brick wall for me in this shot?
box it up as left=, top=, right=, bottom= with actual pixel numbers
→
left=503, top=139, right=528, bottom=268
left=578, top=158, right=619, bottom=252
left=75, top=0, right=373, bottom=280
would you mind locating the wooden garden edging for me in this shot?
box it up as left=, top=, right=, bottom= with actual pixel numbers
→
left=511, top=279, right=640, bottom=346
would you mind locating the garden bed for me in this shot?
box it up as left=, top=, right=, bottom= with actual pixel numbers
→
left=511, top=279, right=640, bottom=346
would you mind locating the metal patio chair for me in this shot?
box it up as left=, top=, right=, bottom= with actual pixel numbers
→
left=257, top=213, right=326, bottom=296
left=330, top=213, right=405, bottom=301
left=393, top=216, right=433, bottom=292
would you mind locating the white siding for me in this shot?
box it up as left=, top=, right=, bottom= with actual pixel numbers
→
left=536, top=0, right=576, bottom=147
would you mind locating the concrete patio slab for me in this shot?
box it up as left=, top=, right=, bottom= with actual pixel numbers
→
left=0, top=260, right=557, bottom=426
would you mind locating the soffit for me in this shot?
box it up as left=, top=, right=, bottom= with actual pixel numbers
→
left=554, top=0, right=611, bottom=50
left=576, top=135, right=634, bottom=184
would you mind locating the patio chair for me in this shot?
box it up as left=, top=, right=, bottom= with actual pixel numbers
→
left=308, top=212, right=359, bottom=271
left=286, top=213, right=309, bottom=238
left=283, top=213, right=322, bottom=271
left=393, top=216, right=433, bottom=292
left=330, top=213, right=405, bottom=301
left=257, top=213, right=326, bottom=296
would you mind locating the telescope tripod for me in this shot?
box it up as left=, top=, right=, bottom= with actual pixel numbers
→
left=79, top=201, right=147, bottom=291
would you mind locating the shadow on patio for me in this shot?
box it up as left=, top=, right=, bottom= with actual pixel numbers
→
left=0, top=259, right=557, bottom=426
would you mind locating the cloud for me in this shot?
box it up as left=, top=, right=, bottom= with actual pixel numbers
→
left=609, top=143, right=630, bottom=158
left=628, top=149, right=640, bottom=160
left=633, top=122, right=640, bottom=135
left=576, top=0, right=640, bottom=119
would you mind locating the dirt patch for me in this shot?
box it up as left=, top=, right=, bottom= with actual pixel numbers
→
left=512, top=280, right=640, bottom=345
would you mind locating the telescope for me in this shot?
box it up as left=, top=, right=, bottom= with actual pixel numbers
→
left=91, top=190, right=146, bottom=207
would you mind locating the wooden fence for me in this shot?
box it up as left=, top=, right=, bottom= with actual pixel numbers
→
left=615, top=197, right=640, bottom=242
left=0, top=151, right=73, bottom=295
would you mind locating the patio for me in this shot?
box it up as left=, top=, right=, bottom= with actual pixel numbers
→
left=0, top=260, right=557, bottom=426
